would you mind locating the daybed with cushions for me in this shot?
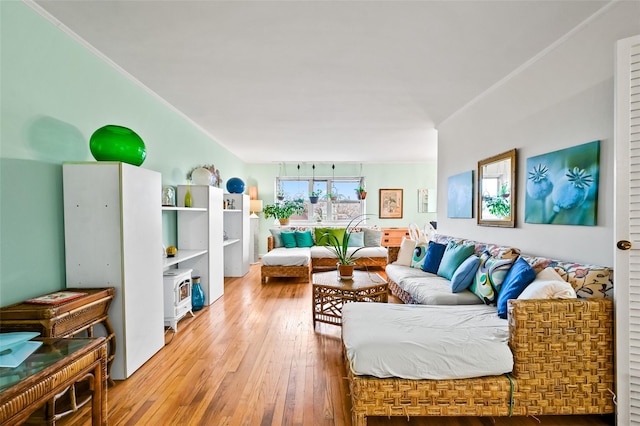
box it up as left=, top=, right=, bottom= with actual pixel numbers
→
left=342, top=234, right=614, bottom=425
left=261, top=227, right=388, bottom=283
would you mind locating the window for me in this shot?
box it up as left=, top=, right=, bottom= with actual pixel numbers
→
left=276, top=177, right=365, bottom=224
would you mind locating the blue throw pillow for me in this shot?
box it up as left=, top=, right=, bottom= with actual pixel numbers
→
left=294, top=230, right=314, bottom=248
left=348, top=232, right=364, bottom=247
left=281, top=231, right=297, bottom=248
left=421, top=241, right=447, bottom=273
left=497, top=257, right=536, bottom=318
left=437, top=242, right=475, bottom=280
left=450, top=254, right=481, bottom=292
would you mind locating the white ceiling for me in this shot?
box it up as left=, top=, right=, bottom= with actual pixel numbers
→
left=32, top=0, right=609, bottom=163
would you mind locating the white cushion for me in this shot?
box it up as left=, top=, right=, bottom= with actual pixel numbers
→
left=343, top=303, right=512, bottom=380
left=261, top=247, right=311, bottom=266
left=309, top=246, right=387, bottom=259
left=517, top=267, right=577, bottom=299
left=394, top=237, right=416, bottom=266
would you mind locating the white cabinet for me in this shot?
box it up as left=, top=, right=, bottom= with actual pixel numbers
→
left=163, top=185, right=224, bottom=305
left=63, top=162, right=164, bottom=380
left=223, top=193, right=250, bottom=277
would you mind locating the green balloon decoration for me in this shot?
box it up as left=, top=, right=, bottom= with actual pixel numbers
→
left=90, top=125, right=146, bottom=166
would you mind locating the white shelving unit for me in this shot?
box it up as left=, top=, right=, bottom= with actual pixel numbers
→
left=223, top=193, right=250, bottom=277
left=163, top=185, right=224, bottom=305
left=63, top=162, right=165, bottom=380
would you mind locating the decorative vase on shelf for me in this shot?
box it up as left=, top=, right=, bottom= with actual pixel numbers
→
left=89, top=124, right=146, bottom=166
left=226, top=177, right=245, bottom=194
left=192, top=276, right=205, bottom=311
left=184, top=184, right=193, bottom=207
left=279, top=218, right=290, bottom=226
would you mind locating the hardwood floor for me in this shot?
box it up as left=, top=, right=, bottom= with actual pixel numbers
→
left=59, top=265, right=614, bottom=425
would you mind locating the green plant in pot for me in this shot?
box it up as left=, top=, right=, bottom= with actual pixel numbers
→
left=355, top=186, right=367, bottom=200
left=321, top=215, right=367, bottom=280
left=263, top=199, right=305, bottom=225
left=309, top=189, right=322, bottom=204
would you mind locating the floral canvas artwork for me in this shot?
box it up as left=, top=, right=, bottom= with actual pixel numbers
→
left=525, top=140, right=600, bottom=226
left=447, top=171, right=473, bottom=218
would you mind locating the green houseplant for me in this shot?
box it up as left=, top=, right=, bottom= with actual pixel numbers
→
left=355, top=186, right=367, bottom=200
left=322, top=215, right=367, bottom=279
left=309, top=189, right=323, bottom=204
left=263, top=199, right=305, bottom=225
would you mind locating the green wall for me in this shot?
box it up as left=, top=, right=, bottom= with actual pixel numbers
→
left=0, top=2, right=437, bottom=306
left=247, top=162, right=437, bottom=255
left=0, top=2, right=245, bottom=306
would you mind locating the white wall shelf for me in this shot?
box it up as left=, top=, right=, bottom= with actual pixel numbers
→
left=162, top=206, right=207, bottom=212
left=172, top=185, right=225, bottom=305
left=63, top=162, right=165, bottom=380
left=163, top=249, right=208, bottom=268
left=223, top=239, right=240, bottom=247
left=223, top=193, right=250, bottom=277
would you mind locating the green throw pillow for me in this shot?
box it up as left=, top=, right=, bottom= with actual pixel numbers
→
left=436, top=241, right=475, bottom=281
left=295, top=230, right=314, bottom=248
left=315, top=228, right=345, bottom=246
left=281, top=231, right=297, bottom=248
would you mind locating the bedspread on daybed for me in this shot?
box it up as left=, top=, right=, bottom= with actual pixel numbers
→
left=342, top=303, right=512, bottom=380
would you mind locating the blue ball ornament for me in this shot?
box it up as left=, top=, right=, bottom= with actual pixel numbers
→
left=226, top=177, right=245, bottom=194
left=90, top=125, right=146, bottom=166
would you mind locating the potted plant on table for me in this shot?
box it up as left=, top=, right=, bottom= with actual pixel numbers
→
left=322, top=215, right=366, bottom=280
left=263, top=199, right=305, bottom=226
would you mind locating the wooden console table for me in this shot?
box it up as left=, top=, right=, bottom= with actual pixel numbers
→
left=0, top=288, right=115, bottom=384
left=0, top=337, right=107, bottom=426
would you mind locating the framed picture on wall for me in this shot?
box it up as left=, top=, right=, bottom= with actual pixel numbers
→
left=379, top=188, right=403, bottom=219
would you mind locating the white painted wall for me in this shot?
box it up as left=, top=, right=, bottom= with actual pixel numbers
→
left=437, top=1, right=640, bottom=266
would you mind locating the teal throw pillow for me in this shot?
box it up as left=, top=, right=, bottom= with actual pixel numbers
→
left=450, top=254, right=481, bottom=292
left=421, top=241, right=447, bottom=273
left=281, top=231, right=297, bottom=248
left=496, top=257, right=536, bottom=318
left=269, top=228, right=283, bottom=248
left=411, top=243, right=430, bottom=269
left=294, top=230, right=314, bottom=248
left=469, top=251, right=516, bottom=304
left=437, top=242, right=475, bottom=280
left=348, top=232, right=364, bottom=247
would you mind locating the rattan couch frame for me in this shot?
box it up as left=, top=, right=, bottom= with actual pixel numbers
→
left=261, top=236, right=388, bottom=283
left=346, top=245, right=614, bottom=424
left=345, top=297, right=615, bottom=425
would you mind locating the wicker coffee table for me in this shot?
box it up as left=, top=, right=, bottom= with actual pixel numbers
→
left=312, top=270, right=388, bottom=327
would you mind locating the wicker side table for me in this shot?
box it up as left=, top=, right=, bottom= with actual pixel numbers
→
left=312, top=271, right=388, bottom=327
left=0, top=288, right=115, bottom=384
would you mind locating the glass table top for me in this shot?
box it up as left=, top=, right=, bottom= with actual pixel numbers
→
left=0, top=338, right=95, bottom=393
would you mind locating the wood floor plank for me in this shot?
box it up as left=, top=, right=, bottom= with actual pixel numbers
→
left=56, top=264, right=614, bottom=426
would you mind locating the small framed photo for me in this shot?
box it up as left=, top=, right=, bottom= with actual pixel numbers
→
left=379, top=188, right=403, bottom=219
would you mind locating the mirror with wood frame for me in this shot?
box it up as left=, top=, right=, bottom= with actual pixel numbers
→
left=477, top=149, right=516, bottom=227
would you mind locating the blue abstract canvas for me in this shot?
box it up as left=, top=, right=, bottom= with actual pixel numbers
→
left=447, top=171, right=473, bottom=218
left=525, top=140, right=599, bottom=226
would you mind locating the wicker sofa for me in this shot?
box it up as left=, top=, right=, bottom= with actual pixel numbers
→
left=261, top=227, right=388, bottom=284
left=344, top=235, right=615, bottom=425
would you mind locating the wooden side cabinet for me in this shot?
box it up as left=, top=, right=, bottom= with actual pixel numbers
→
left=381, top=228, right=409, bottom=247
left=0, top=288, right=116, bottom=384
